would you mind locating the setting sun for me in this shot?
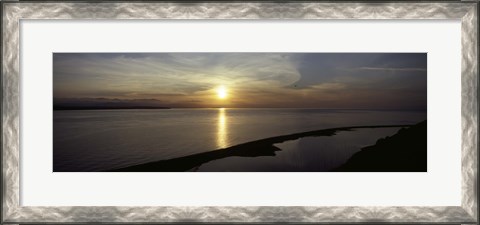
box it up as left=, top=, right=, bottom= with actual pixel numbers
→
left=217, top=85, right=227, bottom=99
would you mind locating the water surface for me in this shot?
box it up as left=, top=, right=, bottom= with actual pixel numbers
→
left=197, top=128, right=400, bottom=172
left=53, top=108, right=426, bottom=172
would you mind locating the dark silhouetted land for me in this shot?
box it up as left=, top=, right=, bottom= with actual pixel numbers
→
left=53, top=97, right=170, bottom=110
left=108, top=124, right=417, bottom=172
left=54, top=106, right=170, bottom=110
left=334, top=120, right=427, bottom=172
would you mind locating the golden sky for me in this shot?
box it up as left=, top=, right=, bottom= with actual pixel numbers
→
left=53, top=53, right=427, bottom=110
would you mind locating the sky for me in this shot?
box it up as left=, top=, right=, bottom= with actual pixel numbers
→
left=53, top=53, right=427, bottom=110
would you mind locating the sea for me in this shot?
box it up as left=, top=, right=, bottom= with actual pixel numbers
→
left=53, top=108, right=426, bottom=172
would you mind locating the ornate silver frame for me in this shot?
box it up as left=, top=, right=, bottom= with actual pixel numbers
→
left=1, top=2, right=478, bottom=224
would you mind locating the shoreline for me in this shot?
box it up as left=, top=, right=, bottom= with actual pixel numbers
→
left=107, top=124, right=413, bottom=172
left=333, top=120, right=427, bottom=172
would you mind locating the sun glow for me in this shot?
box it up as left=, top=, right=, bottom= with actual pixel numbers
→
left=217, top=85, right=228, bottom=99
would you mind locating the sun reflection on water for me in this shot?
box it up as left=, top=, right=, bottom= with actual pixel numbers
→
left=217, top=108, right=228, bottom=149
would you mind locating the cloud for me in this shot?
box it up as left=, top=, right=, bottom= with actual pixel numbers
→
left=54, top=53, right=300, bottom=99
left=53, top=53, right=427, bottom=110
left=355, top=67, right=427, bottom=72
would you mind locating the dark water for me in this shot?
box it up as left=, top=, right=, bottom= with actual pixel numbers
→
left=197, top=128, right=400, bottom=172
left=53, top=108, right=426, bottom=172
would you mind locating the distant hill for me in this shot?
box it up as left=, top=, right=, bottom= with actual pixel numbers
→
left=53, top=98, right=170, bottom=110
left=334, top=120, right=427, bottom=172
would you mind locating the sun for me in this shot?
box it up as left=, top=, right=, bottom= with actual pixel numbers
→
left=217, top=85, right=228, bottom=99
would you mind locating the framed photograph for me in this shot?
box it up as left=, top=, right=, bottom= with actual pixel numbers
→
left=2, top=1, right=478, bottom=224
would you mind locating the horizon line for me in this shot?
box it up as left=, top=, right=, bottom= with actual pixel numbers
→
left=53, top=106, right=427, bottom=111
